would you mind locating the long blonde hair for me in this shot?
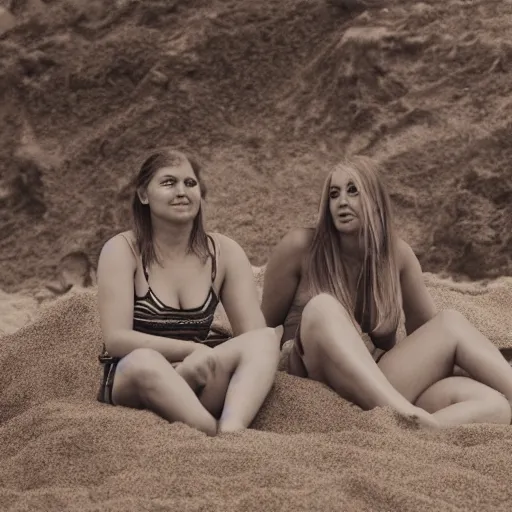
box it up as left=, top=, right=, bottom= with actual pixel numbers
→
left=305, top=155, right=402, bottom=334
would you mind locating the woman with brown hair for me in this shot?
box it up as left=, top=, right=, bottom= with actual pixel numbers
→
left=97, top=148, right=281, bottom=436
left=262, top=155, right=512, bottom=427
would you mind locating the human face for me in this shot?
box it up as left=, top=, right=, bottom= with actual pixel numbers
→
left=141, top=159, right=202, bottom=224
left=328, top=168, right=363, bottom=235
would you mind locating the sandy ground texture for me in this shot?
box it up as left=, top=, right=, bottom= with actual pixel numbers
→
left=0, top=272, right=512, bottom=511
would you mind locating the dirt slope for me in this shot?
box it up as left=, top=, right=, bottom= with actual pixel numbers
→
left=0, top=0, right=510, bottom=291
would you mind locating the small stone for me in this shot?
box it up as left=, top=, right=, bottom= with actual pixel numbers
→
left=149, top=68, right=169, bottom=86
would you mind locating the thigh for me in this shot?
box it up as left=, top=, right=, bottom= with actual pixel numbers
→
left=286, top=338, right=309, bottom=378
left=290, top=322, right=325, bottom=381
left=111, top=357, right=146, bottom=409
left=213, top=326, right=280, bottom=369
left=377, top=315, right=456, bottom=403
left=416, top=376, right=493, bottom=412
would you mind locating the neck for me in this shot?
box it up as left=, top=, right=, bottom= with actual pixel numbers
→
left=339, top=233, right=363, bottom=263
left=151, top=215, right=193, bottom=260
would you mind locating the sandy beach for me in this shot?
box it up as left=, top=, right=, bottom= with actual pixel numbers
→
left=1, top=0, right=512, bottom=510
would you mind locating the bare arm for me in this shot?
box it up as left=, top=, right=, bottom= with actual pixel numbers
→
left=97, top=234, right=199, bottom=361
left=398, top=239, right=437, bottom=336
left=261, top=228, right=309, bottom=328
left=216, top=234, right=267, bottom=336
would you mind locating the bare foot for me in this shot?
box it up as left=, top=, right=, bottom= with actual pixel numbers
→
left=400, top=406, right=440, bottom=429
left=217, top=417, right=246, bottom=434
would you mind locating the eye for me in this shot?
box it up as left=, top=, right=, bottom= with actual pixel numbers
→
left=329, top=189, right=339, bottom=199
left=162, top=178, right=175, bottom=186
left=185, top=178, right=198, bottom=187
left=347, top=183, right=359, bottom=195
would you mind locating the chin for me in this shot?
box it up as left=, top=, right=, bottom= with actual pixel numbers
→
left=335, top=224, right=360, bottom=235
left=170, top=214, right=197, bottom=224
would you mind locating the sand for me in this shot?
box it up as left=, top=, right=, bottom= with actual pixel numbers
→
left=1, top=0, right=512, bottom=510
left=1, top=271, right=512, bottom=511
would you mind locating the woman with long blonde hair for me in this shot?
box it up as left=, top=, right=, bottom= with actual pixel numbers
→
left=262, top=155, right=512, bottom=427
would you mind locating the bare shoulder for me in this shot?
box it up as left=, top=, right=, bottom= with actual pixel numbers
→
left=99, top=230, right=138, bottom=267
left=117, top=229, right=137, bottom=249
left=395, top=237, right=418, bottom=273
left=208, top=232, right=245, bottom=257
left=281, top=227, right=314, bottom=251
left=272, top=227, right=313, bottom=272
left=207, top=232, right=251, bottom=283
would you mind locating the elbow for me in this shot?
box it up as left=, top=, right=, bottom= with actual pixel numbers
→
left=102, top=329, right=130, bottom=359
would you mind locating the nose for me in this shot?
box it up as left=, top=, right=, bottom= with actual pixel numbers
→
left=338, top=190, right=349, bottom=205
left=175, top=181, right=186, bottom=196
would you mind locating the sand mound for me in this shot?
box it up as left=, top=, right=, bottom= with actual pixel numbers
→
left=1, top=270, right=512, bottom=510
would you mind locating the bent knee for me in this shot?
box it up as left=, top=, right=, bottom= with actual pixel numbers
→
left=117, top=348, right=167, bottom=385
left=302, top=293, right=351, bottom=327
left=474, top=389, right=512, bottom=425
left=435, top=308, right=467, bottom=328
left=237, top=327, right=281, bottom=361
left=300, top=293, right=352, bottom=349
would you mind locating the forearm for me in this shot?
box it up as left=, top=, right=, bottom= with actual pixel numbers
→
left=105, top=329, right=198, bottom=362
left=232, top=314, right=268, bottom=337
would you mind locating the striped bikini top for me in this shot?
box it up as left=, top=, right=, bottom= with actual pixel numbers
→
left=132, top=235, right=223, bottom=345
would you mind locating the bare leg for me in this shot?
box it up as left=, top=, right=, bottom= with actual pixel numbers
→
left=416, top=377, right=511, bottom=426
left=112, top=348, right=217, bottom=436
left=294, top=294, right=439, bottom=427
left=378, top=309, right=512, bottom=405
left=175, top=327, right=282, bottom=434
left=175, top=346, right=233, bottom=420
left=217, top=326, right=282, bottom=433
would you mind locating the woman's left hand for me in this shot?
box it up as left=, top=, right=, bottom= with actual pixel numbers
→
left=175, top=345, right=217, bottom=394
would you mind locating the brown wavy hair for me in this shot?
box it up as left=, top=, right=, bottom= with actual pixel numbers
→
left=130, top=147, right=209, bottom=268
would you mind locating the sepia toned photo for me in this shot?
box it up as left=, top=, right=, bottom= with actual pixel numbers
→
left=1, top=0, right=511, bottom=510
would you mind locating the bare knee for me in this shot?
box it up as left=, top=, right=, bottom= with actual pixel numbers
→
left=471, top=382, right=512, bottom=424
left=117, top=348, right=168, bottom=392
left=435, top=309, right=468, bottom=333
left=298, top=294, right=353, bottom=373
left=252, top=326, right=282, bottom=349
left=473, top=388, right=512, bottom=425
left=428, top=309, right=469, bottom=351
left=418, top=376, right=512, bottom=424
left=302, top=293, right=351, bottom=333
left=233, top=327, right=281, bottom=364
